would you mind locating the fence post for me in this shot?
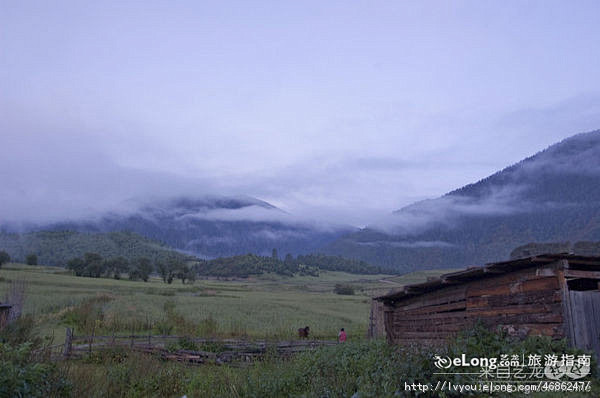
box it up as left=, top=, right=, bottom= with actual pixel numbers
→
left=89, top=324, right=95, bottom=354
left=63, top=327, right=73, bottom=358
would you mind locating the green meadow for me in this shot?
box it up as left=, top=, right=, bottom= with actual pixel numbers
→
left=3, top=264, right=597, bottom=398
left=0, top=263, right=449, bottom=343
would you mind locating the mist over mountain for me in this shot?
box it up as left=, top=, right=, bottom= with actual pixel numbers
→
left=5, top=130, right=600, bottom=268
left=323, top=130, right=600, bottom=272
left=15, top=195, right=353, bottom=258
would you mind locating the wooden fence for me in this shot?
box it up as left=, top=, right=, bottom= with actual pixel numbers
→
left=58, top=328, right=337, bottom=365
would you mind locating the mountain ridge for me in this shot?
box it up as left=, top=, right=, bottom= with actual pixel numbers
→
left=10, top=195, right=353, bottom=259
left=323, top=130, right=600, bottom=271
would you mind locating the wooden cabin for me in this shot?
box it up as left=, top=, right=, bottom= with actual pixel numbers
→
left=0, top=303, right=12, bottom=330
left=371, top=254, right=600, bottom=361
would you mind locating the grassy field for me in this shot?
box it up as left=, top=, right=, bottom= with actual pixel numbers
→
left=3, top=263, right=598, bottom=398
left=0, top=263, right=452, bottom=343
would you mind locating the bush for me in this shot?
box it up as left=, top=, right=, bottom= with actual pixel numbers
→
left=334, top=283, right=355, bottom=295
left=197, top=314, right=219, bottom=337
left=61, top=295, right=113, bottom=334
left=157, top=300, right=197, bottom=336
left=26, top=254, right=38, bottom=265
left=0, top=250, right=10, bottom=268
left=0, top=315, right=41, bottom=346
left=0, top=342, right=71, bottom=397
left=154, top=318, right=174, bottom=335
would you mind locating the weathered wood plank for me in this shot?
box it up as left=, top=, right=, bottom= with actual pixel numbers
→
left=569, top=291, right=590, bottom=349
left=395, top=311, right=468, bottom=321
left=396, top=286, right=467, bottom=310
left=467, top=302, right=561, bottom=318
left=396, top=331, right=457, bottom=339
left=467, top=276, right=559, bottom=298
left=392, top=323, right=467, bottom=333
left=564, top=269, right=600, bottom=279
left=464, top=268, right=555, bottom=293
left=589, top=293, right=600, bottom=364
left=467, top=289, right=561, bottom=308
left=398, top=300, right=466, bottom=316
left=474, top=312, right=562, bottom=325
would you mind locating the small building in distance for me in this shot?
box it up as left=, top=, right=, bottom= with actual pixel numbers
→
left=370, top=254, right=600, bottom=361
left=0, top=303, right=12, bottom=330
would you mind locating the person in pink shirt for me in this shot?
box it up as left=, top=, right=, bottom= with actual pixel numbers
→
left=338, top=328, right=347, bottom=343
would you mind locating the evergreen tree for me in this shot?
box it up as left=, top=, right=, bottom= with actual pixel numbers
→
left=25, top=254, right=38, bottom=265
left=0, top=250, right=10, bottom=268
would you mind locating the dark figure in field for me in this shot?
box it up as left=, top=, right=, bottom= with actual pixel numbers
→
left=298, top=326, right=310, bottom=339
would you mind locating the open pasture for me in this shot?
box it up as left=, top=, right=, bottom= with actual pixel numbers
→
left=0, top=263, right=447, bottom=342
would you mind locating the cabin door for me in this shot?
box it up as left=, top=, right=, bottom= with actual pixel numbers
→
left=569, top=291, right=600, bottom=362
left=383, top=310, right=396, bottom=343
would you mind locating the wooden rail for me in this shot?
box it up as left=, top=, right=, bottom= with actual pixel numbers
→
left=61, top=329, right=337, bottom=365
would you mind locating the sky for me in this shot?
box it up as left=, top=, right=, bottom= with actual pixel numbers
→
left=2, top=0, right=600, bottom=227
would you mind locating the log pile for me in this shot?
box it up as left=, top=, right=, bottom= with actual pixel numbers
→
left=64, top=334, right=338, bottom=365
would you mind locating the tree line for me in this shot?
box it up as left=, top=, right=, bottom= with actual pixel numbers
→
left=1, top=247, right=390, bottom=281
left=193, top=250, right=388, bottom=278
left=66, top=252, right=196, bottom=284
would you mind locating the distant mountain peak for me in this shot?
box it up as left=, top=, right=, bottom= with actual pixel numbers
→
left=324, top=129, right=600, bottom=271
left=16, top=193, right=350, bottom=259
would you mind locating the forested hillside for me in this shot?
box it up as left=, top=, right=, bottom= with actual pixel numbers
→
left=324, top=130, right=600, bottom=271
left=36, top=196, right=351, bottom=258
left=0, top=230, right=385, bottom=278
left=0, top=230, right=189, bottom=266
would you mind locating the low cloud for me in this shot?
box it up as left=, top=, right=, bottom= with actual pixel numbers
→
left=517, top=130, right=600, bottom=176
left=2, top=92, right=600, bottom=231
left=356, top=240, right=455, bottom=248
left=369, top=184, right=530, bottom=235
left=250, top=229, right=312, bottom=241
left=176, top=206, right=288, bottom=224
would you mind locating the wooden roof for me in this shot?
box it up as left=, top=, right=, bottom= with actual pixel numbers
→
left=375, top=253, right=600, bottom=303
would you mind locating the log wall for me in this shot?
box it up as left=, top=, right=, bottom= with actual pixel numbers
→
left=383, top=265, right=565, bottom=345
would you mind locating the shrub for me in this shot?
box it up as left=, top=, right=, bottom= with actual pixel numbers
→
left=163, top=302, right=197, bottom=335
left=26, top=254, right=38, bottom=265
left=0, top=250, right=10, bottom=268
left=154, top=318, right=174, bottom=335
left=61, top=295, right=113, bottom=334
left=0, top=342, right=71, bottom=397
left=333, top=283, right=355, bottom=295
left=0, top=315, right=41, bottom=346
left=197, top=314, right=219, bottom=337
